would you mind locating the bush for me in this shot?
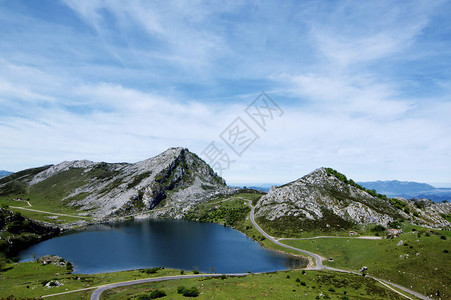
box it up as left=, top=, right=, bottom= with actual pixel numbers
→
left=177, top=286, right=186, bottom=294
left=149, top=289, right=166, bottom=299
left=183, top=287, right=200, bottom=297
left=440, top=235, right=446, bottom=240
left=180, top=270, right=184, bottom=275
left=193, top=270, right=199, bottom=274
left=295, top=278, right=300, bottom=283
left=41, top=280, right=49, bottom=286
left=137, top=295, right=150, bottom=300
left=0, top=259, right=5, bottom=271
left=143, top=267, right=162, bottom=274
left=370, top=225, right=386, bottom=232
left=220, top=274, right=227, bottom=280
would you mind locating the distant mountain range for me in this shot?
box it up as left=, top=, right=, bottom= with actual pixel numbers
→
left=358, top=180, right=451, bottom=202
left=0, top=170, right=13, bottom=178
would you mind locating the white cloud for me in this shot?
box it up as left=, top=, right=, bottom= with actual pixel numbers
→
left=1, top=0, right=450, bottom=186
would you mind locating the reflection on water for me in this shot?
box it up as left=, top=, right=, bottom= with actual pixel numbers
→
left=19, top=219, right=307, bottom=274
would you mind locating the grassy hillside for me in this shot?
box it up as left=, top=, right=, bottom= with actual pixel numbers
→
left=0, top=260, right=188, bottom=299
left=103, top=269, right=405, bottom=300
left=282, top=230, right=451, bottom=299
left=183, top=192, right=258, bottom=231
left=0, top=260, right=405, bottom=299
left=0, top=166, right=117, bottom=216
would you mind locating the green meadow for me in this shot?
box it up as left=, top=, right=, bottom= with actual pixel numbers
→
left=282, top=231, right=451, bottom=299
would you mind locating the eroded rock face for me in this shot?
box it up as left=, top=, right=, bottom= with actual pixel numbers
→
left=255, top=168, right=450, bottom=229
left=68, top=148, right=232, bottom=217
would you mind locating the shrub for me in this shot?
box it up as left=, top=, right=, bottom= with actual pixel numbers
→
left=177, top=286, right=186, bottom=294
left=137, top=295, right=150, bottom=300
left=440, top=235, right=446, bottom=240
left=301, top=282, right=306, bottom=286
left=371, top=225, right=386, bottom=232
left=443, top=249, right=449, bottom=253
left=193, top=270, right=199, bottom=274
left=329, top=288, right=335, bottom=292
left=41, top=280, right=49, bottom=286
left=286, top=275, right=290, bottom=279
left=180, top=270, right=184, bottom=275
left=0, top=259, right=5, bottom=271
left=149, top=289, right=166, bottom=299
left=220, top=274, right=227, bottom=280
left=144, top=267, right=162, bottom=274
left=182, top=287, right=200, bottom=297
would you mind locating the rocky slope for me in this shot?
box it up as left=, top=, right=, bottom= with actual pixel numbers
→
left=254, top=168, right=450, bottom=233
left=0, top=147, right=232, bottom=218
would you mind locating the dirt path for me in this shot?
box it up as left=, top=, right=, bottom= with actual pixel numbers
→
left=9, top=206, right=91, bottom=219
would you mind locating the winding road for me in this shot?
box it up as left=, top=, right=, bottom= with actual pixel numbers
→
left=82, top=198, right=429, bottom=300
left=90, top=274, right=247, bottom=300
left=243, top=199, right=428, bottom=300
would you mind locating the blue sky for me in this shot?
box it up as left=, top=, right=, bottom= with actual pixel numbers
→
left=1, top=0, right=450, bottom=186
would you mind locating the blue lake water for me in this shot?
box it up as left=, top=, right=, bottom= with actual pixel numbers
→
left=19, top=219, right=307, bottom=274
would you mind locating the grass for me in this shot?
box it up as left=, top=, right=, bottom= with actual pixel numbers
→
left=0, top=260, right=190, bottom=299
left=0, top=198, right=92, bottom=224
left=282, top=230, right=451, bottom=299
left=0, top=262, right=407, bottom=299
left=0, top=166, right=119, bottom=217
left=102, top=269, right=405, bottom=300
left=184, top=197, right=250, bottom=231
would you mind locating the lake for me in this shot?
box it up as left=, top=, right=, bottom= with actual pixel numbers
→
left=19, top=219, right=307, bottom=274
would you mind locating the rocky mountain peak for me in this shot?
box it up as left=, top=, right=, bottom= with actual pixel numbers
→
left=0, top=147, right=232, bottom=218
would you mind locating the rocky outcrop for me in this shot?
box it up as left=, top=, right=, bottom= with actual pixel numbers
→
left=394, top=197, right=451, bottom=228
left=255, top=168, right=450, bottom=230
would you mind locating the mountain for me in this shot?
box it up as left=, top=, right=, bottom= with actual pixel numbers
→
left=0, top=147, right=232, bottom=218
left=254, top=168, right=450, bottom=236
left=358, top=180, right=451, bottom=202
left=0, top=170, right=13, bottom=178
